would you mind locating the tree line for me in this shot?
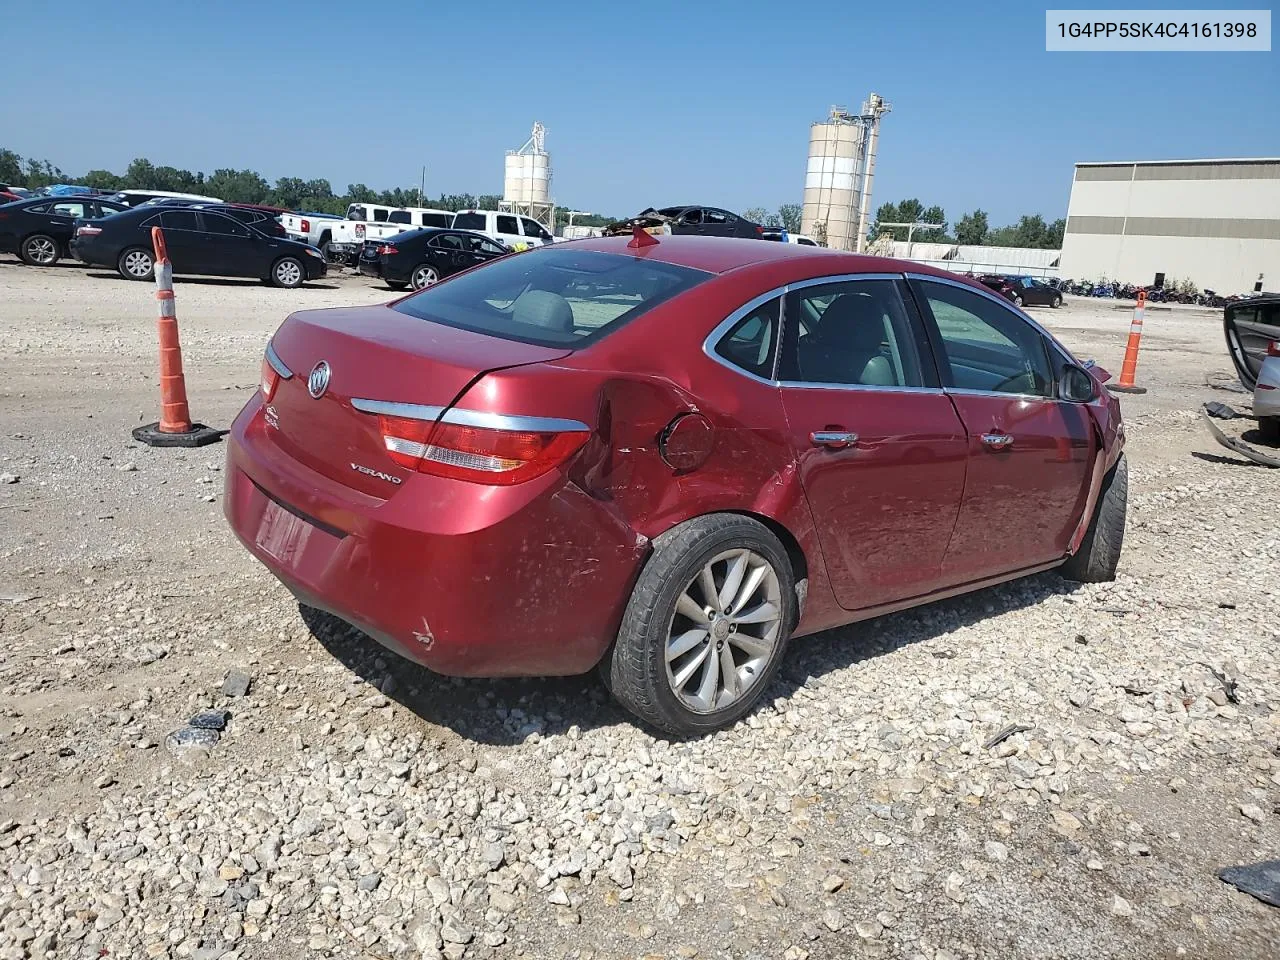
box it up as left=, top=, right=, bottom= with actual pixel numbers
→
left=0, top=147, right=618, bottom=226
left=871, top=198, right=1065, bottom=249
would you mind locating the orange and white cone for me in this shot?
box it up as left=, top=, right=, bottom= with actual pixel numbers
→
left=1109, top=290, right=1148, bottom=395
left=132, top=226, right=225, bottom=447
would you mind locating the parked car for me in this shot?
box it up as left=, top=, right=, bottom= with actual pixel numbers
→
left=0, top=195, right=128, bottom=265
left=604, top=206, right=768, bottom=240
left=1224, top=294, right=1280, bottom=442
left=326, top=205, right=457, bottom=264
left=450, top=210, right=554, bottom=251
left=978, top=274, right=1063, bottom=308
left=105, top=189, right=223, bottom=207
left=224, top=235, right=1126, bottom=736
left=71, top=206, right=326, bottom=287
left=0, top=183, right=28, bottom=203
left=280, top=210, right=345, bottom=253
left=357, top=227, right=510, bottom=290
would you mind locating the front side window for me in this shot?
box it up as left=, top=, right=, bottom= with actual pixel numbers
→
left=781, top=279, right=926, bottom=387
left=521, top=217, right=548, bottom=239
left=679, top=208, right=702, bottom=225
left=714, top=297, right=780, bottom=380
left=393, top=249, right=710, bottom=348
left=160, top=210, right=199, bottom=231
left=917, top=280, right=1053, bottom=397
left=704, top=209, right=728, bottom=225
left=496, top=215, right=519, bottom=235
left=50, top=201, right=87, bottom=218
left=202, top=213, right=249, bottom=236
left=429, top=233, right=465, bottom=250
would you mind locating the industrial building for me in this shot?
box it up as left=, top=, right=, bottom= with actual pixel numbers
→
left=1058, top=158, right=1280, bottom=293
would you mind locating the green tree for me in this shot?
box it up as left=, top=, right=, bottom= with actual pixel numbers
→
left=82, top=169, right=124, bottom=191
left=477, top=194, right=503, bottom=210
left=346, top=184, right=378, bottom=203
left=954, top=209, right=989, bottom=245
left=778, top=203, right=802, bottom=233
left=206, top=168, right=269, bottom=204
left=23, top=158, right=67, bottom=188
left=0, top=148, right=23, bottom=185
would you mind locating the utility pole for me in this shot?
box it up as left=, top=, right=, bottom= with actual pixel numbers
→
left=419, top=166, right=426, bottom=207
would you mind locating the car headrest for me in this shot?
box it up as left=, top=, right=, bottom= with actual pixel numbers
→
left=511, top=290, right=574, bottom=334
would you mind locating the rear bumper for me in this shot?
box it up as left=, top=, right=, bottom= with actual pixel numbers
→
left=1255, top=358, right=1280, bottom=418
left=357, top=260, right=382, bottom=278
left=223, top=396, right=646, bottom=677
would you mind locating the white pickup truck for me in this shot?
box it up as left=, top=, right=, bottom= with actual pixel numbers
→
left=325, top=204, right=455, bottom=264
left=451, top=210, right=554, bottom=251
left=280, top=211, right=345, bottom=254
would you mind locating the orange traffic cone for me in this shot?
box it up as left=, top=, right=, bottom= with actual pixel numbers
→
left=132, top=226, right=224, bottom=447
left=1109, top=290, right=1148, bottom=395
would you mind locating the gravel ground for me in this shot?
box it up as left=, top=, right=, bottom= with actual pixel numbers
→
left=0, top=261, right=1277, bottom=960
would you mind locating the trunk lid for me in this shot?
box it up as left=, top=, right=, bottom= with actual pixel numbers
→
left=1224, top=297, right=1280, bottom=391
left=266, top=305, right=571, bottom=497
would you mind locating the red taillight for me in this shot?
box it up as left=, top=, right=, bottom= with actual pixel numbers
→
left=260, top=356, right=280, bottom=402
left=300, top=218, right=311, bottom=233
left=377, top=244, right=398, bottom=256
left=76, top=225, right=102, bottom=236
left=355, top=224, right=366, bottom=238
left=1268, top=340, right=1280, bottom=358
left=376, top=415, right=588, bottom=485
left=756, top=225, right=764, bottom=234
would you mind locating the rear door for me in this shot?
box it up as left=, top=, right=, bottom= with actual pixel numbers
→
left=909, top=276, right=1095, bottom=582
left=1226, top=299, right=1280, bottom=390
left=774, top=275, right=969, bottom=609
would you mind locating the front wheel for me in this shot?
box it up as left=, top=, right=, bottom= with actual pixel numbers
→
left=410, top=264, right=439, bottom=290
left=1060, top=454, right=1127, bottom=583
left=271, top=257, right=304, bottom=289
left=607, top=514, right=796, bottom=737
left=117, top=247, right=154, bottom=281
left=20, top=234, right=59, bottom=266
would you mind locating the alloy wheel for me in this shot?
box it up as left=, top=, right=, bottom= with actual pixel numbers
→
left=276, top=260, right=302, bottom=286
left=125, top=251, right=152, bottom=278
left=413, top=266, right=439, bottom=290
left=664, top=549, right=782, bottom=714
left=26, top=237, right=57, bottom=264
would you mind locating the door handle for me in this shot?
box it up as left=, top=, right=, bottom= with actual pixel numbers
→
left=810, top=431, right=858, bottom=449
left=981, top=432, right=1013, bottom=449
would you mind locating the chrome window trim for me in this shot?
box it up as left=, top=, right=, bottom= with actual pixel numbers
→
left=776, top=381, right=945, bottom=395
left=701, top=273, right=915, bottom=389
left=351, top=398, right=588, bottom=433
left=264, top=342, right=293, bottom=379
left=946, top=387, right=1058, bottom=402
left=905, top=272, right=1077, bottom=367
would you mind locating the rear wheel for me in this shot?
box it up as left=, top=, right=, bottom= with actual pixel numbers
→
left=117, top=247, right=154, bottom=281
left=271, top=257, right=304, bottom=289
left=1011, top=292, right=1024, bottom=307
left=1051, top=293, right=1063, bottom=308
left=607, top=514, right=796, bottom=737
left=411, top=264, right=439, bottom=290
left=20, top=234, right=59, bottom=266
left=1060, top=454, right=1127, bottom=583
left=1258, top=416, right=1280, bottom=445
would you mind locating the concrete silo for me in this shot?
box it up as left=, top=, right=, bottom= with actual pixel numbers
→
left=800, top=94, right=890, bottom=252
left=500, top=122, right=555, bottom=231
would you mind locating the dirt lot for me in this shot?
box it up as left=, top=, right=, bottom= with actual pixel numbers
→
left=0, top=260, right=1277, bottom=960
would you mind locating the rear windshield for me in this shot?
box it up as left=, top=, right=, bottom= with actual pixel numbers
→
left=453, top=212, right=485, bottom=230
left=392, top=249, right=711, bottom=348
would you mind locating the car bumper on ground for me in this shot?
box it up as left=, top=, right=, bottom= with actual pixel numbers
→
left=223, top=396, right=647, bottom=677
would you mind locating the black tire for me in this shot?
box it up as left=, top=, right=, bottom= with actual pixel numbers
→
left=1060, top=454, right=1127, bottom=583
left=19, top=234, right=60, bottom=267
left=117, top=247, right=154, bottom=281
left=386, top=281, right=408, bottom=291
left=1258, top=416, right=1280, bottom=445
left=317, top=232, right=332, bottom=259
left=410, top=263, right=440, bottom=290
left=607, top=514, right=797, bottom=737
left=271, top=257, right=305, bottom=289
left=1051, top=293, right=1063, bottom=308
left=1011, top=293, right=1024, bottom=307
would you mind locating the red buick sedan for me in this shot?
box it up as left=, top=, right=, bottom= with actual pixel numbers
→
left=224, top=235, right=1126, bottom=736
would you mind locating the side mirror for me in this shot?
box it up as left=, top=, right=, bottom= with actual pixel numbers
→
left=1059, top=364, right=1097, bottom=403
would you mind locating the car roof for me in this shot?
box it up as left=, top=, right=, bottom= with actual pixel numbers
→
left=562, top=235, right=979, bottom=283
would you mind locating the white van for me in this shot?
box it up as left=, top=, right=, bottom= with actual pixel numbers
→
left=451, top=210, right=553, bottom=250
left=108, top=189, right=224, bottom=207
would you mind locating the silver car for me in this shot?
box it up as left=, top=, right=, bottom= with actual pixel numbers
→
left=1225, top=295, right=1280, bottom=443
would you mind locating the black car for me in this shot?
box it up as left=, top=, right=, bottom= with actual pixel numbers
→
left=0, top=195, right=128, bottom=265
left=195, top=203, right=287, bottom=238
left=604, top=205, right=767, bottom=239
left=358, top=227, right=509, bottom=290
left=71, top=206, right=326, bottom=288
left=978, top=274, right=1063, bottom=308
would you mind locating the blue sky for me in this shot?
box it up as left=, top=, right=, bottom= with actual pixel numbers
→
left=3, top=1, right=1275, bottom=224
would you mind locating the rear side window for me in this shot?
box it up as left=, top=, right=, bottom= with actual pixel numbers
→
left=705, top=209, right=728, bottom=225
left=392, top=249, right=710, bottom=348
left=160, top=210, right=199, bottom=230
left=714, top=297, right=780, bottom=380
left=453, top=213, right=484, bottom=230
left=422, top=212, right=451, bottom=227
left=372, top=208, right=389, bottom=222
left=496, top=215, right=519, bottom=235
left=429, top=233, right=465, bottom=250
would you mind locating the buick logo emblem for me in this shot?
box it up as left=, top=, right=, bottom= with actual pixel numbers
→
left=307, top=361, right=331, bottom=399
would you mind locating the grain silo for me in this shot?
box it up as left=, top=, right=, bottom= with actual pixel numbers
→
left=500, top=122, right=554, bottom=231
left=800, top=93, right=890, bottom=252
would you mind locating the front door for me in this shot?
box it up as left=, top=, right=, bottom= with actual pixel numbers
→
left=155, top=209, right=204, bottom=273
left=777, top=276, right=969, bottom=609
left=199, top=211, right=258, bottom=276
left=910, top=277, right=1095, bottom=583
